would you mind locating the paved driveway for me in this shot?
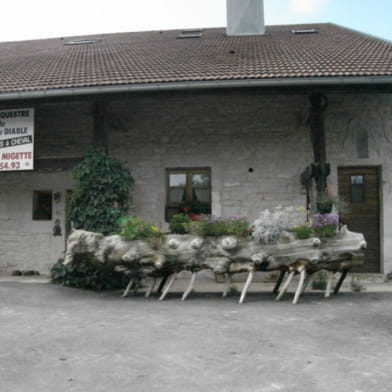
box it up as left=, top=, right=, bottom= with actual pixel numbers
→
left=1, top=280, right=392, bottom=392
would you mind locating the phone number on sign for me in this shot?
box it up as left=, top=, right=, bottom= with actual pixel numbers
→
left=0, top=161, right=21, bottom=170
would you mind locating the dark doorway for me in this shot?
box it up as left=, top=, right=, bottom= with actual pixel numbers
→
left=338, top=166, right=381, bottom=272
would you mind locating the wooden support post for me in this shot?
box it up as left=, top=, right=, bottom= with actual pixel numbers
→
left=156, top=274, right=169, bottom=295
left=122, top=278, right=134, bottom=298
left=309, top=93, right=328, bottom=165
left=159, top=273, right=177, bottom=301
left=308, top=93, right=331, bottom=211
left=276, top=271, right=294, bottom=301
left=324, top=271, right=333, bottom=298
left=334, top=269, right=348, bottom=294
left=145, top=278, right=157, bottom=298
left=93, top=100, right=108, bottom=149
left=272, top=269, right=286, bottom=294
left=222, top=274, right=233, bottom=297
left=132, top=278, right=140, bottom=295
left=302, top=274, right=313, bottom=294
left=181, top=272, right=197, bottom=301
left=293, top=267, right=306, bottom=304
left=239, top=271, right=254, bottom=304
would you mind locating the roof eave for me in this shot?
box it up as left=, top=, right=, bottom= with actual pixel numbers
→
left=1, top=76, right=392, bottom=101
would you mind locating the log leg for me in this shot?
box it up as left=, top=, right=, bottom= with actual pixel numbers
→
left=159, top=273, right=177, bottom=301
left=222, top=274, right=233, bottom=297
left=293, top=267, right=306, bottom=305
left=122, top=278, right=134, bottom=298
left=181, top=272, right=197, bottom=301
left=132, top=278, right=141, bottom=295
left=302, top=274, right=313, bottom=294
left=239, top=270, right=254, bottom=304
left=272, top=269, right=286, bottom=294
left=324, top=271, right=334, bottom=298
left=334, top=269, right=348, bottom=294
left=276, top=271, right=294, bottom=301
left=156, top=274, right=169, bottom=295
left=145, top=278, right=157, bottom=298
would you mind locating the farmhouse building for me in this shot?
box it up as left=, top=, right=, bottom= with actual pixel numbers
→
left=0, top=1, right=391, bottom=276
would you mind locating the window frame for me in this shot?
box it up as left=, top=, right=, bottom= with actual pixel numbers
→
left=32, top=190, right=53, bottom=221
left=165, top=167, right=211, bottom=221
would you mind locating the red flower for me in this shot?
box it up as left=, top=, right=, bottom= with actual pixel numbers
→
left=182, top=207, right=189, bottom=212
left=188, top=213, right=199, bottom=221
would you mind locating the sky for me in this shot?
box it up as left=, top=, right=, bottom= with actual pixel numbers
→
left=0, top=0, right=391, bottom=43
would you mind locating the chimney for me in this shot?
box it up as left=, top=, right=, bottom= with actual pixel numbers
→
left=226, top=0, right=265, bottom=36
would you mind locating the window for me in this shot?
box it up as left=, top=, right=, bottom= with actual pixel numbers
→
left=350, top=175, right=364, bottom=202
left=33, top=191, right=53, bottom=220
left=166, top=168, right=211, bottom=221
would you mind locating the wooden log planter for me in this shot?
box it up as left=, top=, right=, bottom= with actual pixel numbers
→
left=64, top=226, right=366, bottom=304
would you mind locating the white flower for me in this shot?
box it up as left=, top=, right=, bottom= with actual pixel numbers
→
left=251, top=206, right=307, bottom=243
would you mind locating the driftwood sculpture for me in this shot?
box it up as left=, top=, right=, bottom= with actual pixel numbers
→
left=64, top=226, right=366, bottom=304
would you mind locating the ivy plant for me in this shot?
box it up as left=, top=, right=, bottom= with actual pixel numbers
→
left=51, top=256, right=129, bottom=290
left=68, top=147, right=134, bottom=235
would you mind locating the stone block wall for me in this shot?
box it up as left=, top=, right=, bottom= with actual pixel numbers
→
left=34, top=101, right=94, bottom=159
left=0, top=171, right=73, bottom=272
left=0, top=101, right=93, bottom=273
left=0, top=90, right=391, bottom=274
left=325, top=93, right=392, bottom=274
left=107, top=91, right=313, bottom=226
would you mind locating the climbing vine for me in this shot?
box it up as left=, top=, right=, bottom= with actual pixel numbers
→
left=68, top=148, right=134, bottom=235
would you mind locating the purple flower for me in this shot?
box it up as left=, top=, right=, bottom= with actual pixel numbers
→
left=312, top=213, right=339, bottom=228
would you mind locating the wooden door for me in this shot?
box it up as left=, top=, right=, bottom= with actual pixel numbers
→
left=338, top=167, right=380, bottom=272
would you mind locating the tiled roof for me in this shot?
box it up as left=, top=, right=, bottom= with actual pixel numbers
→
left=0, top=23, right=391, bottom=94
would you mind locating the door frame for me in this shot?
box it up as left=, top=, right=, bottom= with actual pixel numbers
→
left=337, top=165, right=382, bottom=273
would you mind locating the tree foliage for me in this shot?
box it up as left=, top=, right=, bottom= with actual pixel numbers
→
left=68, top=148, right=134, bottom=235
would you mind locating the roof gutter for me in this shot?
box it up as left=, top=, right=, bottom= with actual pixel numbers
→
left=1, top=76, right=392, bottom=101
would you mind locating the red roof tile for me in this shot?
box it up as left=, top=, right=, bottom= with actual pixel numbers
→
left=0, top=23, right=391, bottom=94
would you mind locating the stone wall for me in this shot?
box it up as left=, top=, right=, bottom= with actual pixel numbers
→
left=0, top=171, right=73, bottom=272
left=0, top=91, right=391, bottom=274
left=107, top=91, right=312, bottom=225
left=35, top=101, right=94, bottom=159
left=326, top=93, right=392, bottom=274
left=0, top=101, right=93, bottom=273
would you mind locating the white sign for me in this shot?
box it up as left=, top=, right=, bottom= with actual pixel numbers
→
left=0, top=108, right=34, bottom=171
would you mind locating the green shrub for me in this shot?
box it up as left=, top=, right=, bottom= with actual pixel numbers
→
left=313, top=224, right=337, bottom=237
left=118, top=216, right=162, bottom=240
left=50, top=256, right=128, bottom=290
left=186, top=215, right=249, bottom=237
left=293, top=225, right=313, bottom=239
left=169, top=214, right=191, bottom=234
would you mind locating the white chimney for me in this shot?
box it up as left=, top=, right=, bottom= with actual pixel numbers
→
left=226, top=0, right=265, bottom=36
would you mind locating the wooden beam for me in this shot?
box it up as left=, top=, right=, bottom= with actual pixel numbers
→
left=309, top=93, right=328, bottom=164
left=93, top=100, right=108, bottom=149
